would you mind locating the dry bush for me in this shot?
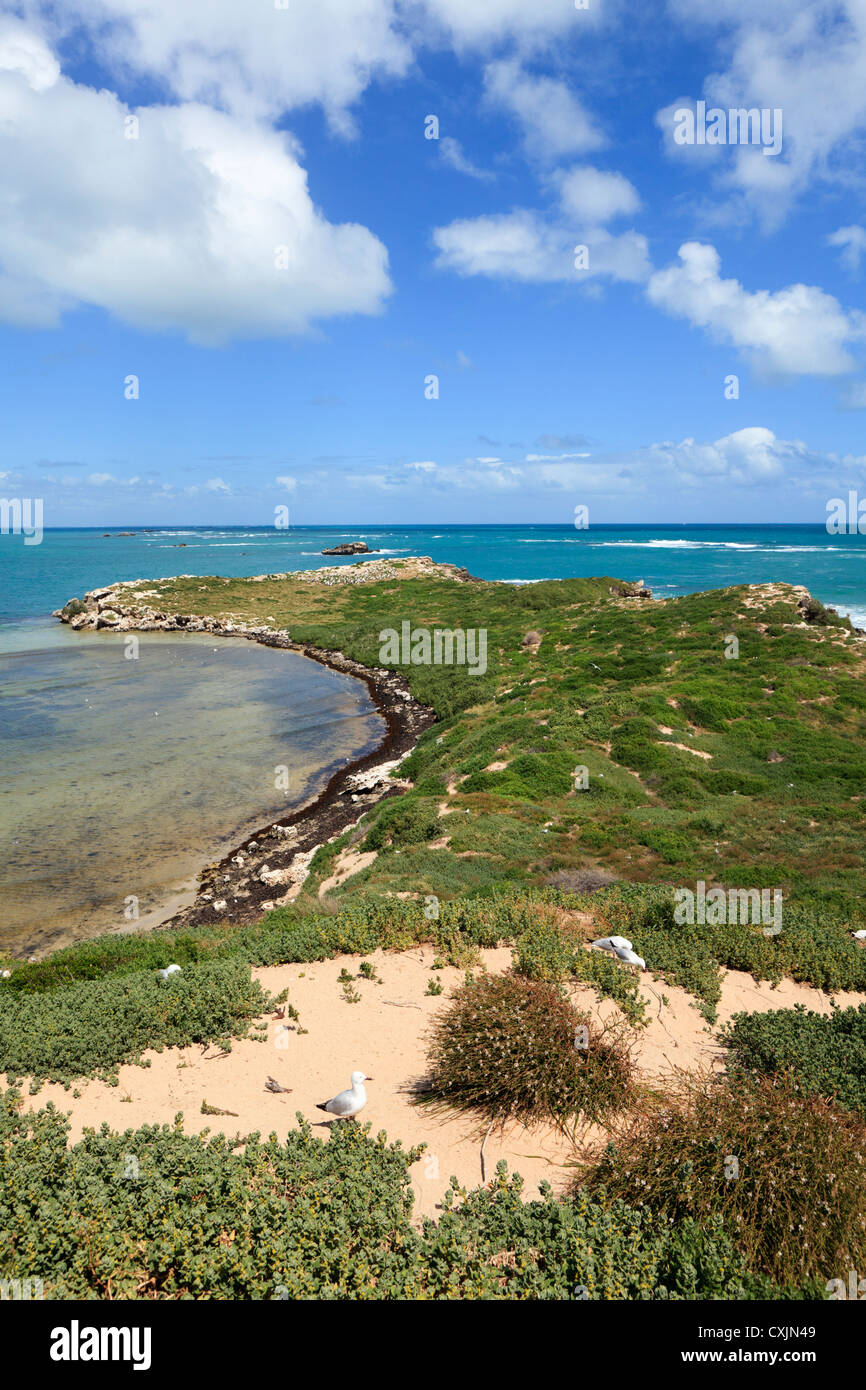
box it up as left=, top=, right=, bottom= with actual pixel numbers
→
left=579, top=1069, right=866, bottom=1286
left=420, top=971, right=634, bottom=1135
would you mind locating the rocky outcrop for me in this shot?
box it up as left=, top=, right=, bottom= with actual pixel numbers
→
left=321, top=541, right=377, bottom=556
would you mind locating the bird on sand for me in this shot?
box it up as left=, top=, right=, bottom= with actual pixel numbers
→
left=316, top=1071, right=372, bottom=1119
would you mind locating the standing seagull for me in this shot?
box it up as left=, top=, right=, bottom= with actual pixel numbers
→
left=316, top=1071, right=372, bottom=1120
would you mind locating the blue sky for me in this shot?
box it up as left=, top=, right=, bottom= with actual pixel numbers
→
left=1, top=0, right=865, bottom=525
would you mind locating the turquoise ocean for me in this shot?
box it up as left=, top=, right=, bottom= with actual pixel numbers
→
left=4, top=522, right=866, bottom=634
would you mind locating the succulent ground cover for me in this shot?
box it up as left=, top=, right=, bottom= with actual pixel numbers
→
left=0, top=1088, right=789, bottom=1300
left=721, top=1002, right=866, bottom=1116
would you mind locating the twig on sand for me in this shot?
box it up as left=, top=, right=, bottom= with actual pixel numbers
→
left=383, top=998, right=422, bottom=1010
left=480, top=1120, right=495, bottom=1184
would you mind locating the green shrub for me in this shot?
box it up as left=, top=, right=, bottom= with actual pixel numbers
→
left=722, top=1003, right=866, bottom=1115
left=363, top=797, right=440, bottom=850
left=0, top=1089, right=785, bottom=1300
left=0, top=959, right=270, bottom=1083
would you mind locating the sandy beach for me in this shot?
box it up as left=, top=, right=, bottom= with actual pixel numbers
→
left=17, top=944, right=865, bottom=1219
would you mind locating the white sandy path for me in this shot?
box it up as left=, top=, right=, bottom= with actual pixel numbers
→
left=13, top=948, right=866, bottom=1219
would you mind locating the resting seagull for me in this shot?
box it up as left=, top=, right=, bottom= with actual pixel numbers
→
left=317, top=1071, right=372, bottom=1120
left=591, top=935, right=646, bottom=970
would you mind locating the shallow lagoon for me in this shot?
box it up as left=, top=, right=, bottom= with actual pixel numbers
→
left=0, top=624, right=383, bottom=955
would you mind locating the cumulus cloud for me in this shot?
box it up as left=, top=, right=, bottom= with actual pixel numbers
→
left=828, top=225, right=866, bottom=273
left=0, top=27, right=391, bottom=342
left=644, top=427, right=803, bottom=486
left=323, top=428, right=814, bottom=497
left=20, top=0, right=607, bottom=128
left=660, top=1, right=866, bottom=226
left=556, top=166, right=640, bottom=223
left=433, top=210, right=650, bottom=284
left=275, top=475, right=297, bottom=490
left=25, top=0, right=411, bottom=130
left=422, top=0, right=606, bottom=45
left=483, top=59, right=604, bottom=162
left=647, top=242, right=864, bottom=376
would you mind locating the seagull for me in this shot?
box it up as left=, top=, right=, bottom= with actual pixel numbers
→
left=265, top=1076, right=291, bottom=1094
left=853, top=930, right=866, bottom=941
left=316, top=1071, right=372, bottom=1120
left=591, top=936, right=646, bottom=969
left=158, top=963, right=182, bottom=980
left=591, top=935, right=633, bottom=953
left=614, top=947, right=646, bottom=969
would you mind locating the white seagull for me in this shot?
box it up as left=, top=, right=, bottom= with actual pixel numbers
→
left=591, top=935, right=646, bottom=970
left=316, top=1071, right=372, bottom=1120
left=158, top=963, right=182, bottom=980
left=592, top=935, right=633, bottom=953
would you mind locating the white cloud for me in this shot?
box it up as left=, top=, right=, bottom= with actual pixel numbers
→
left=422, top=0, right=603, bottom=43
left=483, top=59, right=605, bottom=162
left=556, top=166, right=640, bottom=223
left=203, top=477, right=230, bottom=492
left=86, top=471, right=141, bottom=485
left=661, top=2, right=866, bottom=226
left=0, top=30, right=392, bottom=342
left=525, top=451, right=591, bottom=461
left=275, top=475, right=297, bottom=490
left=28, top=0, right=411, bottom=130
left=433, top=209, right=650, bottom=284
left=250, top=426, right=857, bottom=502
left=0, top=17, right=59, bottom=89
left=438, top=137, right=493, bottom=181
left=645, top=427, right=802, bottom=485
left=647, top=242, right=863, bottom=376
left=828, top=225, right=866, bottom=273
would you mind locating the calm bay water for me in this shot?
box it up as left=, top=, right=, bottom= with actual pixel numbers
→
left=3, top=522, right=866, bottom=956
left=0, top=626, right=382, bottom=956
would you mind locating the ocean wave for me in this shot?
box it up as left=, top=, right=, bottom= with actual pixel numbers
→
left=832, top=602, right=866, bottom=628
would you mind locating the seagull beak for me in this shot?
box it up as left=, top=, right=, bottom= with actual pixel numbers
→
left=365, top=1077, right=373, bottom=1081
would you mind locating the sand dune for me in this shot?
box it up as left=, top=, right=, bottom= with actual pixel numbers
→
left=16, top=948, right=865, bottom=1220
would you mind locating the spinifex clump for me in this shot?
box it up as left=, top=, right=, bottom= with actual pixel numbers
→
left=581, top=1070, right=866, bottom=1286
left=421, top=971, right=634, bottom=1135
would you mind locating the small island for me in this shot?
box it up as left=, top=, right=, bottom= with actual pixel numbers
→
left=321, top=541, right=378, bottom=556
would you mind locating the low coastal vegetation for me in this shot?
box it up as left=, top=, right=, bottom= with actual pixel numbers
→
left=581, top=1072, right=866, bottom=1289
left=0, top=1089, right=788, bottom=1299
left=4, top=563, right=866, bottom=1298
left=722, top=1002, right=866, bottom=1116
